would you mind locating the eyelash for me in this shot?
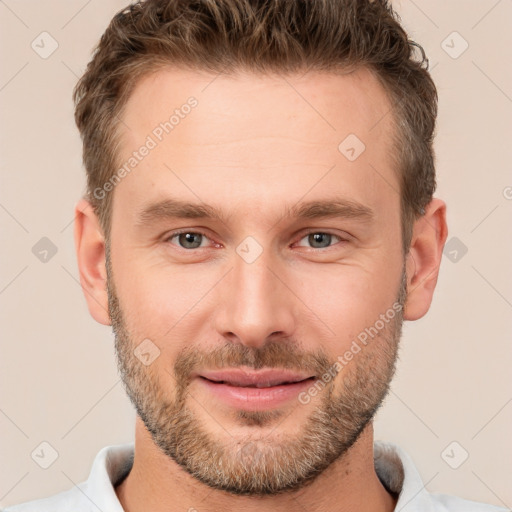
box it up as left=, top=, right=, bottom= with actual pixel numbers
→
left=164, top=229, right=348, bottom=251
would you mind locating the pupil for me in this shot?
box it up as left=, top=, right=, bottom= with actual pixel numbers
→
left=309, top=233, right=331, bottom=248
left=179, top=233, right=201, bottom=249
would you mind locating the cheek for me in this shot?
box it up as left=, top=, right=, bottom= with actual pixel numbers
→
left=112, top=257, right=219, bottom=342
left=293, top=259, right=402, bottom=349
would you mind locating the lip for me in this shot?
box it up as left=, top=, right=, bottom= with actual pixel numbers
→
left=194, top=368, right=316, bottom=411
left=197, top=368, right=314, bottom=387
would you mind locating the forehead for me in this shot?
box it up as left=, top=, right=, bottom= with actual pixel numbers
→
left=113, top=66, right=399, bottom=225
left=121, top=65, right=394, bottom=146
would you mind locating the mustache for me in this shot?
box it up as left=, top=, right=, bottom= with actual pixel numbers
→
left=173, top=340, right=333, bottom=384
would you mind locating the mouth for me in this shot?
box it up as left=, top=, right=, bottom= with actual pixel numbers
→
left=199, top=376, right=316, bottom=387
left=197, top=368, right=316, bottom=388
left=193, top=368, right=317, bottom=411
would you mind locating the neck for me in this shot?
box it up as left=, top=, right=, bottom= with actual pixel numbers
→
left=115, top=417, right=397, bottom=512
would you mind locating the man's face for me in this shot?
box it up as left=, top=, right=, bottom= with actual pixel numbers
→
left=107, top=67, right=406, bottom=495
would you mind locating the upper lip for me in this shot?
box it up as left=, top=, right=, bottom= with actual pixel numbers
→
left=196, top=368, right=315, bottom=388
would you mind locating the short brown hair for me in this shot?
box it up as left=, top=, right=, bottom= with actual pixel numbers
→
left=73, top=0, right=437, bottom=252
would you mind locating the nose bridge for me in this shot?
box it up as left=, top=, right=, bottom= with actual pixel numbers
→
left=214, top=244, right=296, bottom=347
left=235, top=251, right=276, bottom=308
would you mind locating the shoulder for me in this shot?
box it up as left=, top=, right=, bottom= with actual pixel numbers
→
left=2, top=443, right=133, bottom=512
left=374, top=441, right=509, bottom=512
left=2, top=484, right=93, bottom=512
left=429, top=492, right=510, bottom=512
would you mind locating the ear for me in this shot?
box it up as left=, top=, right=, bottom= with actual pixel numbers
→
left=404, top=198, right=448, bottom=321
left=74, top=198, right=111, bottom=326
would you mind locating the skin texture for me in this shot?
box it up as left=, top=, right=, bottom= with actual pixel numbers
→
left=74, top=67, right=447, bottom=512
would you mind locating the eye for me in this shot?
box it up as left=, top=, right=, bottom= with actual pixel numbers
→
left=167, top=231, right=211, bottom=249
left=296, top=232, right=343, bottom=249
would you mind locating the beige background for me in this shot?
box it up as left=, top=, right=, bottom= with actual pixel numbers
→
left=1, top=0, right=511, bottom=508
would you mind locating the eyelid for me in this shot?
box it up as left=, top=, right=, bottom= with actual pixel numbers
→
left=292, top=229, right=350, bottom=249
left=164, top=228, right=351, bottom=251
left=165, top=229, right=220, bottom=248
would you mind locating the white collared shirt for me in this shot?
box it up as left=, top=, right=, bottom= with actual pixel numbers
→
left=3, top=441, right=508, bottom=511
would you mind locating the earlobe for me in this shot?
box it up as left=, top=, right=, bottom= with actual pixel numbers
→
left=403, top=198, right=448, bottom=321
left=74, top=198, right=111, bottom=326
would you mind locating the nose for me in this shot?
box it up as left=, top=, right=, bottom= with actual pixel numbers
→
left=213, top=249, right=297, bottom=349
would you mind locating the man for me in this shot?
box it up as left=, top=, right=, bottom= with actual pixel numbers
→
left=4, top=0, right=507, bottom=511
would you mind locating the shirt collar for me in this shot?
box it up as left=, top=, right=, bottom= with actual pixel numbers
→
left=83, top=443, right=134, bottom=512
left=374, top=441, right=435, bottom=512
left=84, top=441, right=433, bottom=511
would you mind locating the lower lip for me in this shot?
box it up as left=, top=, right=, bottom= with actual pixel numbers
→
left=197, top=377, right=316, bottom=411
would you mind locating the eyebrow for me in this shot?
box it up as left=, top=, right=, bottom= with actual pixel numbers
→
left=135, top=197, right=374, bottom=227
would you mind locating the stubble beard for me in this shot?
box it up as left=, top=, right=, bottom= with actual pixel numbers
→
left=106, top=250, right=406, bottom=496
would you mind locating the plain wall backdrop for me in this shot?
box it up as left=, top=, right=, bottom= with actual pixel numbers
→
left=1, top=0, right=511, bottom=508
